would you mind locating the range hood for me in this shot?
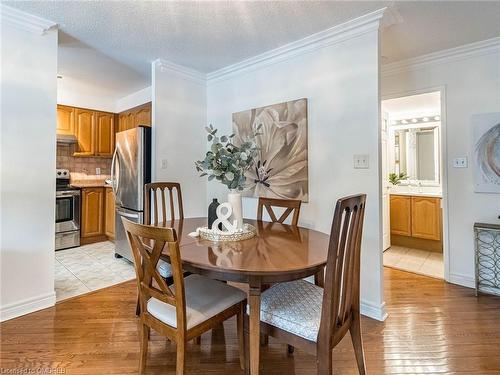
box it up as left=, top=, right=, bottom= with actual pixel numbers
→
left=57, top=134, right=77, bottom=144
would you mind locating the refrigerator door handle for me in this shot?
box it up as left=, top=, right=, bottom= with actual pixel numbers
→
left=111, top=148, right=122, bottom=205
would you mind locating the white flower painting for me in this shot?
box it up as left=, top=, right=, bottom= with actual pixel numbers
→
left=473, top=113, right=500, bottom=193
left=232, top=98, right=308, bottom=202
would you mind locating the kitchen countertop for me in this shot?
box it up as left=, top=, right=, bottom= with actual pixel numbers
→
left=390, top=191, right=442, bottom=198
left=70, top=181, right=112, bottom=189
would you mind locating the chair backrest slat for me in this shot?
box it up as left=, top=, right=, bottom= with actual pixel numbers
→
left=319, top=194, right=366, bottom=344
left=145, top=182, right=184, bottom=225
left=122, top=218, right=187, bottom=331
left=257, top=197, right=302, bottom=226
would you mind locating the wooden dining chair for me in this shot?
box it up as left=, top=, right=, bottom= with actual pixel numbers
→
left=144, top=182, right=184, bottom=280
left=257, top=196, right=324, bottom=288
left=257, top=197, right=301, bottom=226
left=257, top=194, right=367, bottom=374
left=145, top=182, right=184, bottom=225
left=135, top=183, right=184, bottom=317
left=122, top=218, right=247, bottom=375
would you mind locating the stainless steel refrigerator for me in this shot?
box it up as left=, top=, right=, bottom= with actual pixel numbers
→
left=111, top=125, right=151, bottom=261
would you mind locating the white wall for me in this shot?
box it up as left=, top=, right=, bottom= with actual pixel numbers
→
left=116, top=86, right=151, bottom=113
left=57, top=38, right=150, bottom=113
left=152, top=62, right=207, bottom=217
left=1, top=17, right=58, bottom=320
left=59, top=80, right=151, bottom=113
left=207, top=30, right=385, bottom=319
left=57, top=76, right=117, bottom=112
left=382, top=44, right=500, bottom=287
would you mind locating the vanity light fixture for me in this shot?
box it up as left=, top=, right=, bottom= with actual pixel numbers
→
left=391, top=115, right=441, bottom=126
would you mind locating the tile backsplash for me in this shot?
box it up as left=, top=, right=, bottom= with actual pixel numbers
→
left=57, top=144, right=112, bottom=176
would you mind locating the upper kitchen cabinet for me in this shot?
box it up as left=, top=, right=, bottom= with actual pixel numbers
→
left=61, top=105, right=115, bottom=158
left=118, top=113, right=131, bottom=133
left=134, top=104, right=151, bottom=126
left=73, top=108, right=95, bottom=156
left=118, top=102, right=151, bottom=132
left=56, top=105, right=75, bottom=135
left=95, top=112, right=115, bottom=157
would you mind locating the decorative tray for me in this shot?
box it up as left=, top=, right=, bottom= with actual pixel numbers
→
left=198, top=224, right=256, bottom=242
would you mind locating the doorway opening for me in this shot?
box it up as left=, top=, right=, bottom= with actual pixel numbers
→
left=381, top=90, right=446, bottom=279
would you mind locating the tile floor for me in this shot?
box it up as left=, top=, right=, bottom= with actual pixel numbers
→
left=55, top=241, right=135, bottom=301
left=383, top=246, right=444, bottom=279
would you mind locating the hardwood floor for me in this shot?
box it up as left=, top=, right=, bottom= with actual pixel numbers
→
left=2, top=268, right=500, bottom=374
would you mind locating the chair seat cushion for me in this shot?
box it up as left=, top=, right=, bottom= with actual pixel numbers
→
left=157, top=259, right=173, bottom=278
left=260, top=279, right=323, bottom=342
left=147, top=274, right=246, bottom=330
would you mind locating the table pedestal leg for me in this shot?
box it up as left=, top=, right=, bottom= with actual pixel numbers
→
left=249, top=282, right=261, bottom=375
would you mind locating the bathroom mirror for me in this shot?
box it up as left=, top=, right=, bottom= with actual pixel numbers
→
left=392, top=125, right=440, bottom=185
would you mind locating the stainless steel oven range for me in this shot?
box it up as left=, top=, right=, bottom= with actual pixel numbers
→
left=55, top=169, right=81, bottom=250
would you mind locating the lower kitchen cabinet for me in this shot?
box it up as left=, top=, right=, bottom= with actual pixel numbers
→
left=81, top=188, right=104, bottom=239
left=81, top=187, right=115, bottom=244
left=104, top=187, right=115, bottom=239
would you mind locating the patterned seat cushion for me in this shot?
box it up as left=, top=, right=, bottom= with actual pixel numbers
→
left=260, top=279, right=323, bottom=342
left=157, top=259, right=173, bottom=279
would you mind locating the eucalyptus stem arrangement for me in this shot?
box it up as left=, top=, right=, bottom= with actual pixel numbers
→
left=195, top=124, right=261, bottom=190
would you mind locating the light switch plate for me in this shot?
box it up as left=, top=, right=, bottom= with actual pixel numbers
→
left=353, top=154, right=370, bottom=169
left=161, top=159, right=168, bottom=169
left=95, top=167, right=101, bottom=175
left=453, top=157, right=468, bottom=168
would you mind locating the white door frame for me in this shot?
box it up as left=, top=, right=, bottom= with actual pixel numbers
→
left=381, top=111, right=391, bottom=251
left=381, top=86, right=450, bottom=282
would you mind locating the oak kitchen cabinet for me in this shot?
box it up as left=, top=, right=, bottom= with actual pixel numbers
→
left=390, top=194, right=442, bottom=243
left=118, top=102, right=151, bottom=132
left=104, top=187, right=115, bottom=239
left=56, top=105, right=75, bottom=135
left=73, top=108, right=95, bottom=156
left=81, top=187, right=104, bottom=240
left=95, top=112, right=115, bottom=157
left=389, top=195, right=412, bottom=236
left=81, top=187, right=115, bottom=244
left=56, top=105, right=115, bottom=158
left=411, top=196, right=442, bottom=241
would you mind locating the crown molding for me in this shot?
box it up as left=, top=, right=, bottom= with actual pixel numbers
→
left=207, top=8, right=385, bottom=84
left=153, top=58, right=207, bottom=85
left=0, top=4, right=57, bottom=35
left=382, top=36, right=500, bottom=76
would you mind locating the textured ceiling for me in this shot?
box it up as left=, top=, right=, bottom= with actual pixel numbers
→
left=4, top=0, right=391, bottom=76
left=5, top=1, right=500, bottom=95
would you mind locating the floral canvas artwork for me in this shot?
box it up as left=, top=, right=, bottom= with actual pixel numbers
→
left=473, top=112, right=500, bottom=193
left=232, top=98, right=308, bottom=201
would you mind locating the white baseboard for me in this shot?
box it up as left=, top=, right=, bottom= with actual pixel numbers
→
left=360, top=300, right=388, bottom=321
left=0, top=291, right=55, bottom=322
left=448, top=273, right=475, bottom=289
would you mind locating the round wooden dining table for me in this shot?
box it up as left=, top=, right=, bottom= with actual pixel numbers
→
left=158, top=217, right=330, bottom=375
